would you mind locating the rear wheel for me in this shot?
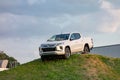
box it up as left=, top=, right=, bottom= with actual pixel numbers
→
left=83, top=45, right=90, bottom=54
left=64, top=47, right=71, bottom=59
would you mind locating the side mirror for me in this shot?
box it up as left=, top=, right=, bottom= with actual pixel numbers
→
left=70, top=37, right=74, bottom=41
left=47, top=39, right=51, bottom=41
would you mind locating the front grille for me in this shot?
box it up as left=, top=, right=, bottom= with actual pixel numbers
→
left=42, top=44, right=56, bottom=47
left=42, top=48, right=56, bottom=52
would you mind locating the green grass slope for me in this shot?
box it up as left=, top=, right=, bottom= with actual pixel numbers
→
left=0, top=54, right=120, bottom=80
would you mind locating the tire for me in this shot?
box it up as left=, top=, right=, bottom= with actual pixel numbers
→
left=83, top=45, right=90, bottom=54
left=41, top=56, right=46, bottom=61
left=64, top=47, right=71, bottom=59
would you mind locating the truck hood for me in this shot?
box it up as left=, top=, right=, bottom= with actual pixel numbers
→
left=42, top=40, right=66, bottom=44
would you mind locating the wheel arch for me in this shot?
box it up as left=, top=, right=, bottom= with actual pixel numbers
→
left=83, top=43, right=90, bottom=50
left=84, top=43, right=89, bottom=48
left=83, top=43, right=90, bottom=52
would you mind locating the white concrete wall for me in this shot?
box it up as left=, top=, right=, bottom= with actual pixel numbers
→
left=0, top=60, right=8, bottom=68
left=91, top=44, right=120, bottom=58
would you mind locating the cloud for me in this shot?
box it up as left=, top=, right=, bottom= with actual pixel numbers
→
left=27, top=0, right=46, bottom=5
left=1, top=0, right=120, bottom=38
left=0, top=0, right=100, bottom=17
left=0, top=0, right=46, bottom=7
left=100, top=0, right=112, bottom=9
left=48, top=14, right=98, bottom=34
left=98, top=0, right=120, bottom=33
left=0, top=0, right=23, bottom=7
left=0, top=37, right=47, bottom=63
left=62, top=0, right=98, bottom=4
left=0, top=12, right=63, bottom=38
left=0, top=11, right=105, bottom=39
left=0, top=13, right=37, bottom=37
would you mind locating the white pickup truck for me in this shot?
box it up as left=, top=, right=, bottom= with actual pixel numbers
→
left=39, top=32, right=93, bottom=60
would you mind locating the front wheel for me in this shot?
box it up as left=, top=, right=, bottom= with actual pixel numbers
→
left=64, top=47, right=71, bottom=59
left=41, top=56, right=46, bottom=61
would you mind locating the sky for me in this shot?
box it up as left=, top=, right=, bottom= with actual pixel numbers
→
left=0, top=0, right=120, bottom=63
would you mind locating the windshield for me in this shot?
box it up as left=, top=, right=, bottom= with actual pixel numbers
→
left=48, top=34, right=70, bottom=41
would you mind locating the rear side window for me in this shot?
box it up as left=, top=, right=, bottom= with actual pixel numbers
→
left=70, top=33, right=81, bottom=40
left=74, top=33, right=81, bottom=39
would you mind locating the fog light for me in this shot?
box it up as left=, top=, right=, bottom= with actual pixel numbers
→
left=60, top=46, right=63, bottom=50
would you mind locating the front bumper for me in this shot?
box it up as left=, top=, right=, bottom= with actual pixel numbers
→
left=40, top=51, right=65, bottom=56
left=39, top=45, right=65, bottom=56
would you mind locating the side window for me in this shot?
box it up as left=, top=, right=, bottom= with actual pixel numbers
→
left=74, top=33, right=81, bottom=39
left=70, top=34, right=75, bottom=40
left=70, top=33, right=81, bottom=40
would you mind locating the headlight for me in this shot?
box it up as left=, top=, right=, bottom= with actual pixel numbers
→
left=56, top=43, right=64, bottom=46
left=39, top=47, right=42, bottom=53
left=56, top=43, right=64, bottom=51
left=40, top=44, right=45, bottom=47
left=59, top=46, right=63, bottom=50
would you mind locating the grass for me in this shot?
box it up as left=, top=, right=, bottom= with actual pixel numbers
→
left=0, top=54, right=120, bottom=80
